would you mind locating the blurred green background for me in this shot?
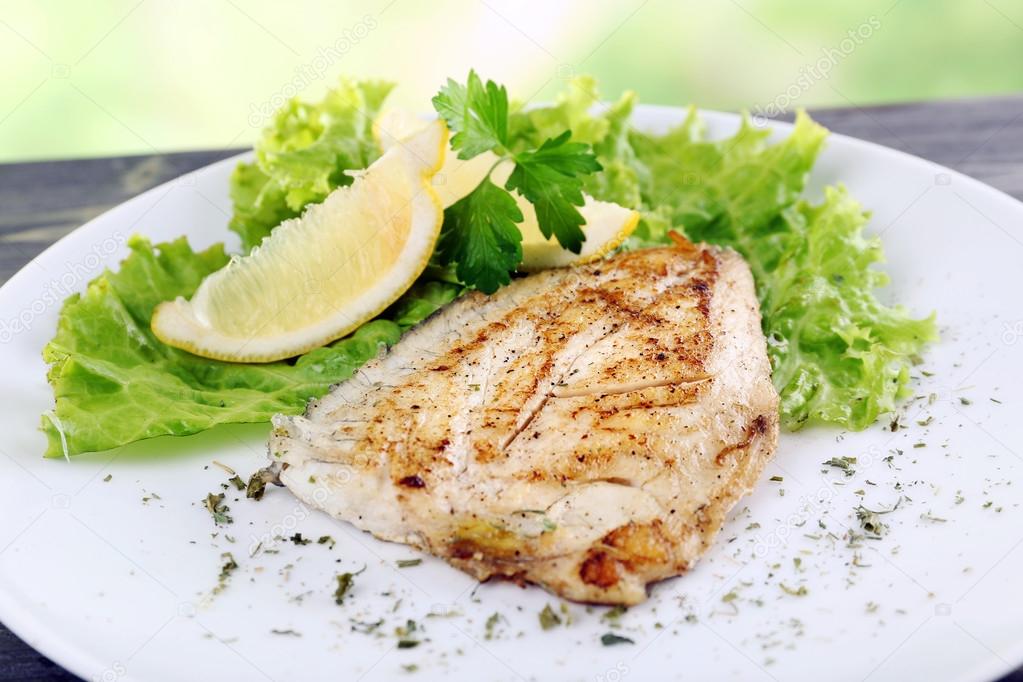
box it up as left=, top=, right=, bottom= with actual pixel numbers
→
left=2, top=0, right=1021, bottom=162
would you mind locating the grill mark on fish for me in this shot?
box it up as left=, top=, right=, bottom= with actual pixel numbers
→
left=551, top=375, right=711, bottom=399
left=499, top=315, right=635, bottom=453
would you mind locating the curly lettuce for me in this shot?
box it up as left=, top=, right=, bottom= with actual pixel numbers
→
left=229, top=79, right=394, bottom=252
left=41, top=236, right=453, bottom=457
left=629, top=109, right=937, bottom=430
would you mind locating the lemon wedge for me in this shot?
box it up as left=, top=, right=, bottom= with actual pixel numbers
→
left=375, top=108, right=500, bottom=207
left=375, top=109, right=638, bottom=271
left=152, top=119, right=447, bottom=363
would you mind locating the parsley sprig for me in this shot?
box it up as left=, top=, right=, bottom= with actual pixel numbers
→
left=437, top=178, right=523, bottom=294
left=431, top=70, right=601, bottom=293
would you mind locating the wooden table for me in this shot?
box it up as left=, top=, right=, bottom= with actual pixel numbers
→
left=1, top=96, right=1022, bottom=681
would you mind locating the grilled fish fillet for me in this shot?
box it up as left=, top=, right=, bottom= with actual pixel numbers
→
left=269, top=238, right=779, bottom=604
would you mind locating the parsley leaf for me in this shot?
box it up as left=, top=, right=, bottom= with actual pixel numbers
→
left=437, top=177, right=523, bottom=294
left=507, top=131, right=601, bottom=253
left=431, top=72, right=602, bottom=289
left=432, top=70, right=509, bottom=159
left=600, top=632, right=635, bottom=646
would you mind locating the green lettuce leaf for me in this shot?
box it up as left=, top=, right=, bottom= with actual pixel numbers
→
left=386, top=279, right=464, bottom=328
left=629, top=108, right=826, bottom=238
left=765, top=187, right=938, bottom=428
left=227, top=162, right=296, bottom=256
left=40, top=235, right=449, bottom=458
left=229, top=79, right=394, bottom=252
left=630, top=109, right=937, bottom=430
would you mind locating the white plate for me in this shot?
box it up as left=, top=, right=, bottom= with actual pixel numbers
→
left=1, top=106, right=1022, bottom=682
